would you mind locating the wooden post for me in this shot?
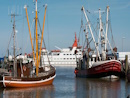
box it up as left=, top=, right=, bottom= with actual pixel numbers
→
left=125, top=55, right=128, bottom=75
left=86, top=53, right=89, bottom=69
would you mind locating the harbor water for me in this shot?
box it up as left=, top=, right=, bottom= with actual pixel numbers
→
left=0, top=66, right=130, bottom=98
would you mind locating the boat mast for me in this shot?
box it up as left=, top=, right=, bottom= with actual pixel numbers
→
left=97, top=24, right=100, bottom=54
left=99, top=9, right=104, bottom=53
left=99, top=8, right=106, bottom=60
left=85, top=24, right=90, bottom=52
left=82, top=6, right=101, bottom=61
left=11, top=14, right=17, bottom=77
left=25, top=0, right=47, bottom=76
left=105, top=6, right=109, bottom=53
left=104, top=6, right=114, bottom=54
left=35, top=0, right=39, bottom=76
left=13, top=15, right=16, bottom=77
left=85, top=24, right=88, bottom=48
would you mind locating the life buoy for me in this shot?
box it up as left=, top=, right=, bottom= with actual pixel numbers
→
left=23, top=66, right=26, bottom=71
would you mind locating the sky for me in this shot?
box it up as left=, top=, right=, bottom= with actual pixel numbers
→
left=0, top=0, right=130, bottom=57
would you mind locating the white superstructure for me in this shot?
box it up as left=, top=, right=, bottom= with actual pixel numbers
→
left=41, top=34, right=82, bottom=66
left=116, top=52, right=130, bottom=62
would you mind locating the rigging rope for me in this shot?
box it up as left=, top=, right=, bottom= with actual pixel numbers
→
left=21, top=9, right=25, bottom=54
left=23, top=18, right=35, bottom=54
left=109, top=10, right=116, bottom=47
left=47, top=8, right=50, bottom=51
left=5, top=30, right=13, bottom=56
left=78, top=11, right=83, bottom=47
left=38, top=18, right=51, bottom=65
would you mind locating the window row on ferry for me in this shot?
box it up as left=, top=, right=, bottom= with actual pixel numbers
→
left=53, top=58, right=76, bottom=60
left=63, top=54, right=81, bottom=56
left=53, top=62, right=76, bottom=65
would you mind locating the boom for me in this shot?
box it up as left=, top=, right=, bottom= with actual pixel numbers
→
left=82, top=6, right=101, bottom=60
left=24, top=5, right=36, bottom=64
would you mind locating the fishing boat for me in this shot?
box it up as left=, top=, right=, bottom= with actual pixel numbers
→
left=2, top=0, right=56, bottom=88
left=75, top=59, right=121, bottom=78
left=74, top=6, right=122, bottom=78
left=41, top=33, right=82, bottom=66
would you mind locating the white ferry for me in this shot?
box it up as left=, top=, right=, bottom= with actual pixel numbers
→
left=116, top=52, right=130, bottom=62
left=41, top=34, right=82, bottom=66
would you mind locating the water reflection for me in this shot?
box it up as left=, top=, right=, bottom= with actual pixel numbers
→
left=2, top=85, right=55, bottom=98
left=75, top=78, right=130, bottom=98
left=53, top=66, right=76, bottom=98
left=0, top=66, right=130, bottom=98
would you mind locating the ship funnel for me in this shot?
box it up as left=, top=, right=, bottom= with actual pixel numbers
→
left=72, top=33, right=78, bottom=48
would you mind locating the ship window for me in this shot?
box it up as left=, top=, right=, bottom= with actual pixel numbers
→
left=98, top=57, right=99, bottom=61
left=67, top=54, right=69, bottom=55
left=95, top=57, right=96, bottom=62
left=91, top=57, right=93, bottom=61
left=73, top=58, right=75, bottom=59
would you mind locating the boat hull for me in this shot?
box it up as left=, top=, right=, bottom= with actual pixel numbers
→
left=3, top=66, right=56, bottom=88
left=75, top=60, right=122, bottom=78
left=3, top=75, right=56, bottom=88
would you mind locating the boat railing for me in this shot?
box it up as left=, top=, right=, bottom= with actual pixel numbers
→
left=38, top=65, right=55, bottom=77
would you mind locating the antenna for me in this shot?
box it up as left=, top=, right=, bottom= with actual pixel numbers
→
left=8, top=5, right=22, bottom=17
left=8, top=6, right=21, bottom=77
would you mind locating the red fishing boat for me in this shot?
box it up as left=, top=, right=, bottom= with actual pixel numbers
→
left=74, top=6, right=122, bottom=78
left=75, top=59, right=121, bottom=78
